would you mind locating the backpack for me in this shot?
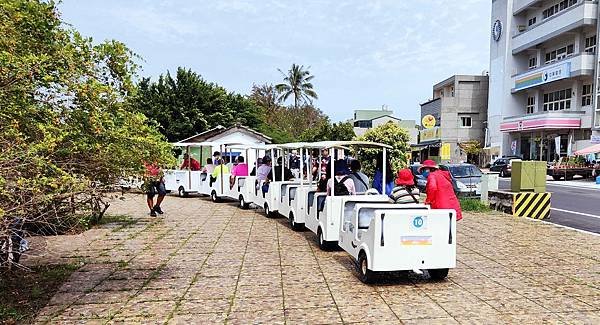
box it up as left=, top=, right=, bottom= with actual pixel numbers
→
left=333, top=176, right=350, bottom=196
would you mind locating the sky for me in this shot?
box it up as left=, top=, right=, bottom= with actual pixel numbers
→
left=59, top=0, right=492, bottom=122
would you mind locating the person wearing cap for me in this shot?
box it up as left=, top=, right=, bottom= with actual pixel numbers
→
left=289, top=150, right=301, bottom=179
left=326, top=159, right=356, bottom=196
left=419, top=160, right=463, bottom=221
left=390, top=168, right=421, bottom=204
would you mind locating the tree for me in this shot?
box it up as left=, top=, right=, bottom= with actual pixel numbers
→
left=249, top=83, right=281, bottom=124
left=355, top=122, right=411, bottom=175
left=132, top=68, right=264, bottom=142
left=0, top=0, right=174, bottom=266
left=275, top=64, right=318, bottom=109
left=300, top=121, right=355, bottom=142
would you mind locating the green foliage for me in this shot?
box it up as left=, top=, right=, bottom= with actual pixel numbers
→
left=459, top=140, right=482, bottom=155
left=132, top=68, right=263, bottom=142
left=459, top=198, right=491, bottom=212
left=275, top=64, right=318, bottom=109
left=0, top=0, right=173, bottom=244
left=300, top=121, right=355, bottom=142
left=355, top=122, right=411, bottom=174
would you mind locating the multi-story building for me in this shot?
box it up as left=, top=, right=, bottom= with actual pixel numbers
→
left=351, top=108, right=418, bottom=144
left=417, top=75, right=489, bottom=164
left=489, top=0, right=600, bottom=162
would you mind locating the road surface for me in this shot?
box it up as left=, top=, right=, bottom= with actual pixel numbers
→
left=499, top=178, right=600, bottom=234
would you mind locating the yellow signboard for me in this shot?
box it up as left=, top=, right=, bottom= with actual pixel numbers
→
left=419, top=127, right=441, bottom=142
left=441, top=143, right=451, bottom=160
left=422, top=115, right=436, bottom=129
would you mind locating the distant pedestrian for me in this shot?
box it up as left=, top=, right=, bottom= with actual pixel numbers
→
left=419, top=160, right=462, bottom=221
left=143, top=162, right=166, bottom=217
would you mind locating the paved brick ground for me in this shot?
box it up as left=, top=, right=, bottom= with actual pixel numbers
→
left=25, top=194, right=600, bottom=324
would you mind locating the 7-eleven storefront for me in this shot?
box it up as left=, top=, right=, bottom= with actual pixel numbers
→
left=500, top=114, right=592, bottom=162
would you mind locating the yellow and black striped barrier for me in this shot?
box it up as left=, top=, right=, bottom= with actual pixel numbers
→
left=512, top=192, right=551, bottom=219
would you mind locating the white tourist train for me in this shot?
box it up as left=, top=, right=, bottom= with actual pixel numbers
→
left=163, top=140, right=457, bottom=283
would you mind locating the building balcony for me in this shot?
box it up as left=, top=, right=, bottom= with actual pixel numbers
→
left=512, top=1, right=597, bottom=54
left=500, top=110, right=587, bottom=132
left=511, top=53, right=595, bottom=93
left=513, top=0, right=543, bottom=15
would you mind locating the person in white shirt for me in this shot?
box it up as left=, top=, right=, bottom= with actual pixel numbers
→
left=327, top=159, right=356, bottom=196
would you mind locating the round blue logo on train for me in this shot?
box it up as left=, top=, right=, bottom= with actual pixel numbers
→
left=413, top=216, right=424, bottom=228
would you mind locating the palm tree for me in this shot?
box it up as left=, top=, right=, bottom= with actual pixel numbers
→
left=275, top=64, right=318, bottom=109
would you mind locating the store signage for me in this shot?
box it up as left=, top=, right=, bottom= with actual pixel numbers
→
left=591, top=135, right=600, bottom=144
left=422, top=115, right=436, bottom=129
left=441, top=143, right=451, bottom=160
left=419, top=127, right=441, bottom=142
left=514, top=61, right=570, bottom=91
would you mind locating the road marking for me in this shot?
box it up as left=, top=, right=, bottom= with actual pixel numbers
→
left=551, top=208, right=600, bottom=220
left=523, top=217, right=600, bottom=237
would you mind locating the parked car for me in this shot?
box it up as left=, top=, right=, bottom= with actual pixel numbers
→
left=443, top=164, right=483, bottom=197
left=489, top=156, right=521, bottom=177
left=409, top=164, right=427, bottom=192
left=411, top=163, right=482, bottom=197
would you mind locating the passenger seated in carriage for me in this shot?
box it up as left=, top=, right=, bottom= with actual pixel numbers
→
left=267, top=156, right=294, bottom=182
left=209, top=158, right=229, bottom=186
left=348, top=160, right=370, bottom=194
left=180, top=153, right=201, bottom=171
left=326, top=160, right=356, bottom=196
left=230, top=156, right=248, bottom=189
left=390, top=168, right=420, bottom=204
left=202, top=158, right=215, bottom=174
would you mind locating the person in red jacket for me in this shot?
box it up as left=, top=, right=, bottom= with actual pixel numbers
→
left=180, top=153, right=201, bottom=171
left=419, top=160, right=463, bottom=221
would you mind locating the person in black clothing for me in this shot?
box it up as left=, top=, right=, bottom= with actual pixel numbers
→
left=267, top=157, right=294, bottom=181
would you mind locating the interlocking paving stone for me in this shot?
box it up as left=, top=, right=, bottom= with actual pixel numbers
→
left=25, top=194, right=599, bottom=324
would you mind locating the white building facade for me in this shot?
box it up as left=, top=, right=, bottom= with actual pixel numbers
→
left=489, top=0, right=600, bottom=161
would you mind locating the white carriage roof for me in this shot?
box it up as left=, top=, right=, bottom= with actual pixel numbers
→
left=312, top=140, right=392, bottom=149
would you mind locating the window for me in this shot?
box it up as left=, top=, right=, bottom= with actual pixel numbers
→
left=354, top=120, right=372, bottom=128
left=585, top=35, right=596, bottom=54
left=543, top=0, right=577, bottom=20
left=528, top=17, right=537, bottom=26
left=543, top=88, right=572, bottom=111
left=527, top=96, right=536, bottom=114
left=460, top=116, right=472, bottom=128
left=582, top=84, right=593, bottom=106
left=440, top=90, right=444, bottom=97
left=528, top=57, right=537, bottom=69
left=544, top=44, right=574, bottom=64
left=451, top=86, right=455, bottom=97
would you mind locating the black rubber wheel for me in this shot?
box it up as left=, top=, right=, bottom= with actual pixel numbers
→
left=357, top=251, right=376, bottom=283
left=178, top=186, right=187, bottom=198
left=289, top=213, right=303, bottom=231
left=552, top=175, right=561, bottom=181
left=317, top=228, right=332, bottom=251
left=499, top=169, right=505, bottom=178
left=239, top=195, right=249, bottom=209
left=210, top=191, right=220, bottom=203
left=429, top=268, right=449, bottom=281
left=264, top=203, right=274, bottom=218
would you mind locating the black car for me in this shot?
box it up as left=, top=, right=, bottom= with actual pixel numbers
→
left=409, top=164, right=427, bottom=191
left=489, top=156, right=521, bottom=177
